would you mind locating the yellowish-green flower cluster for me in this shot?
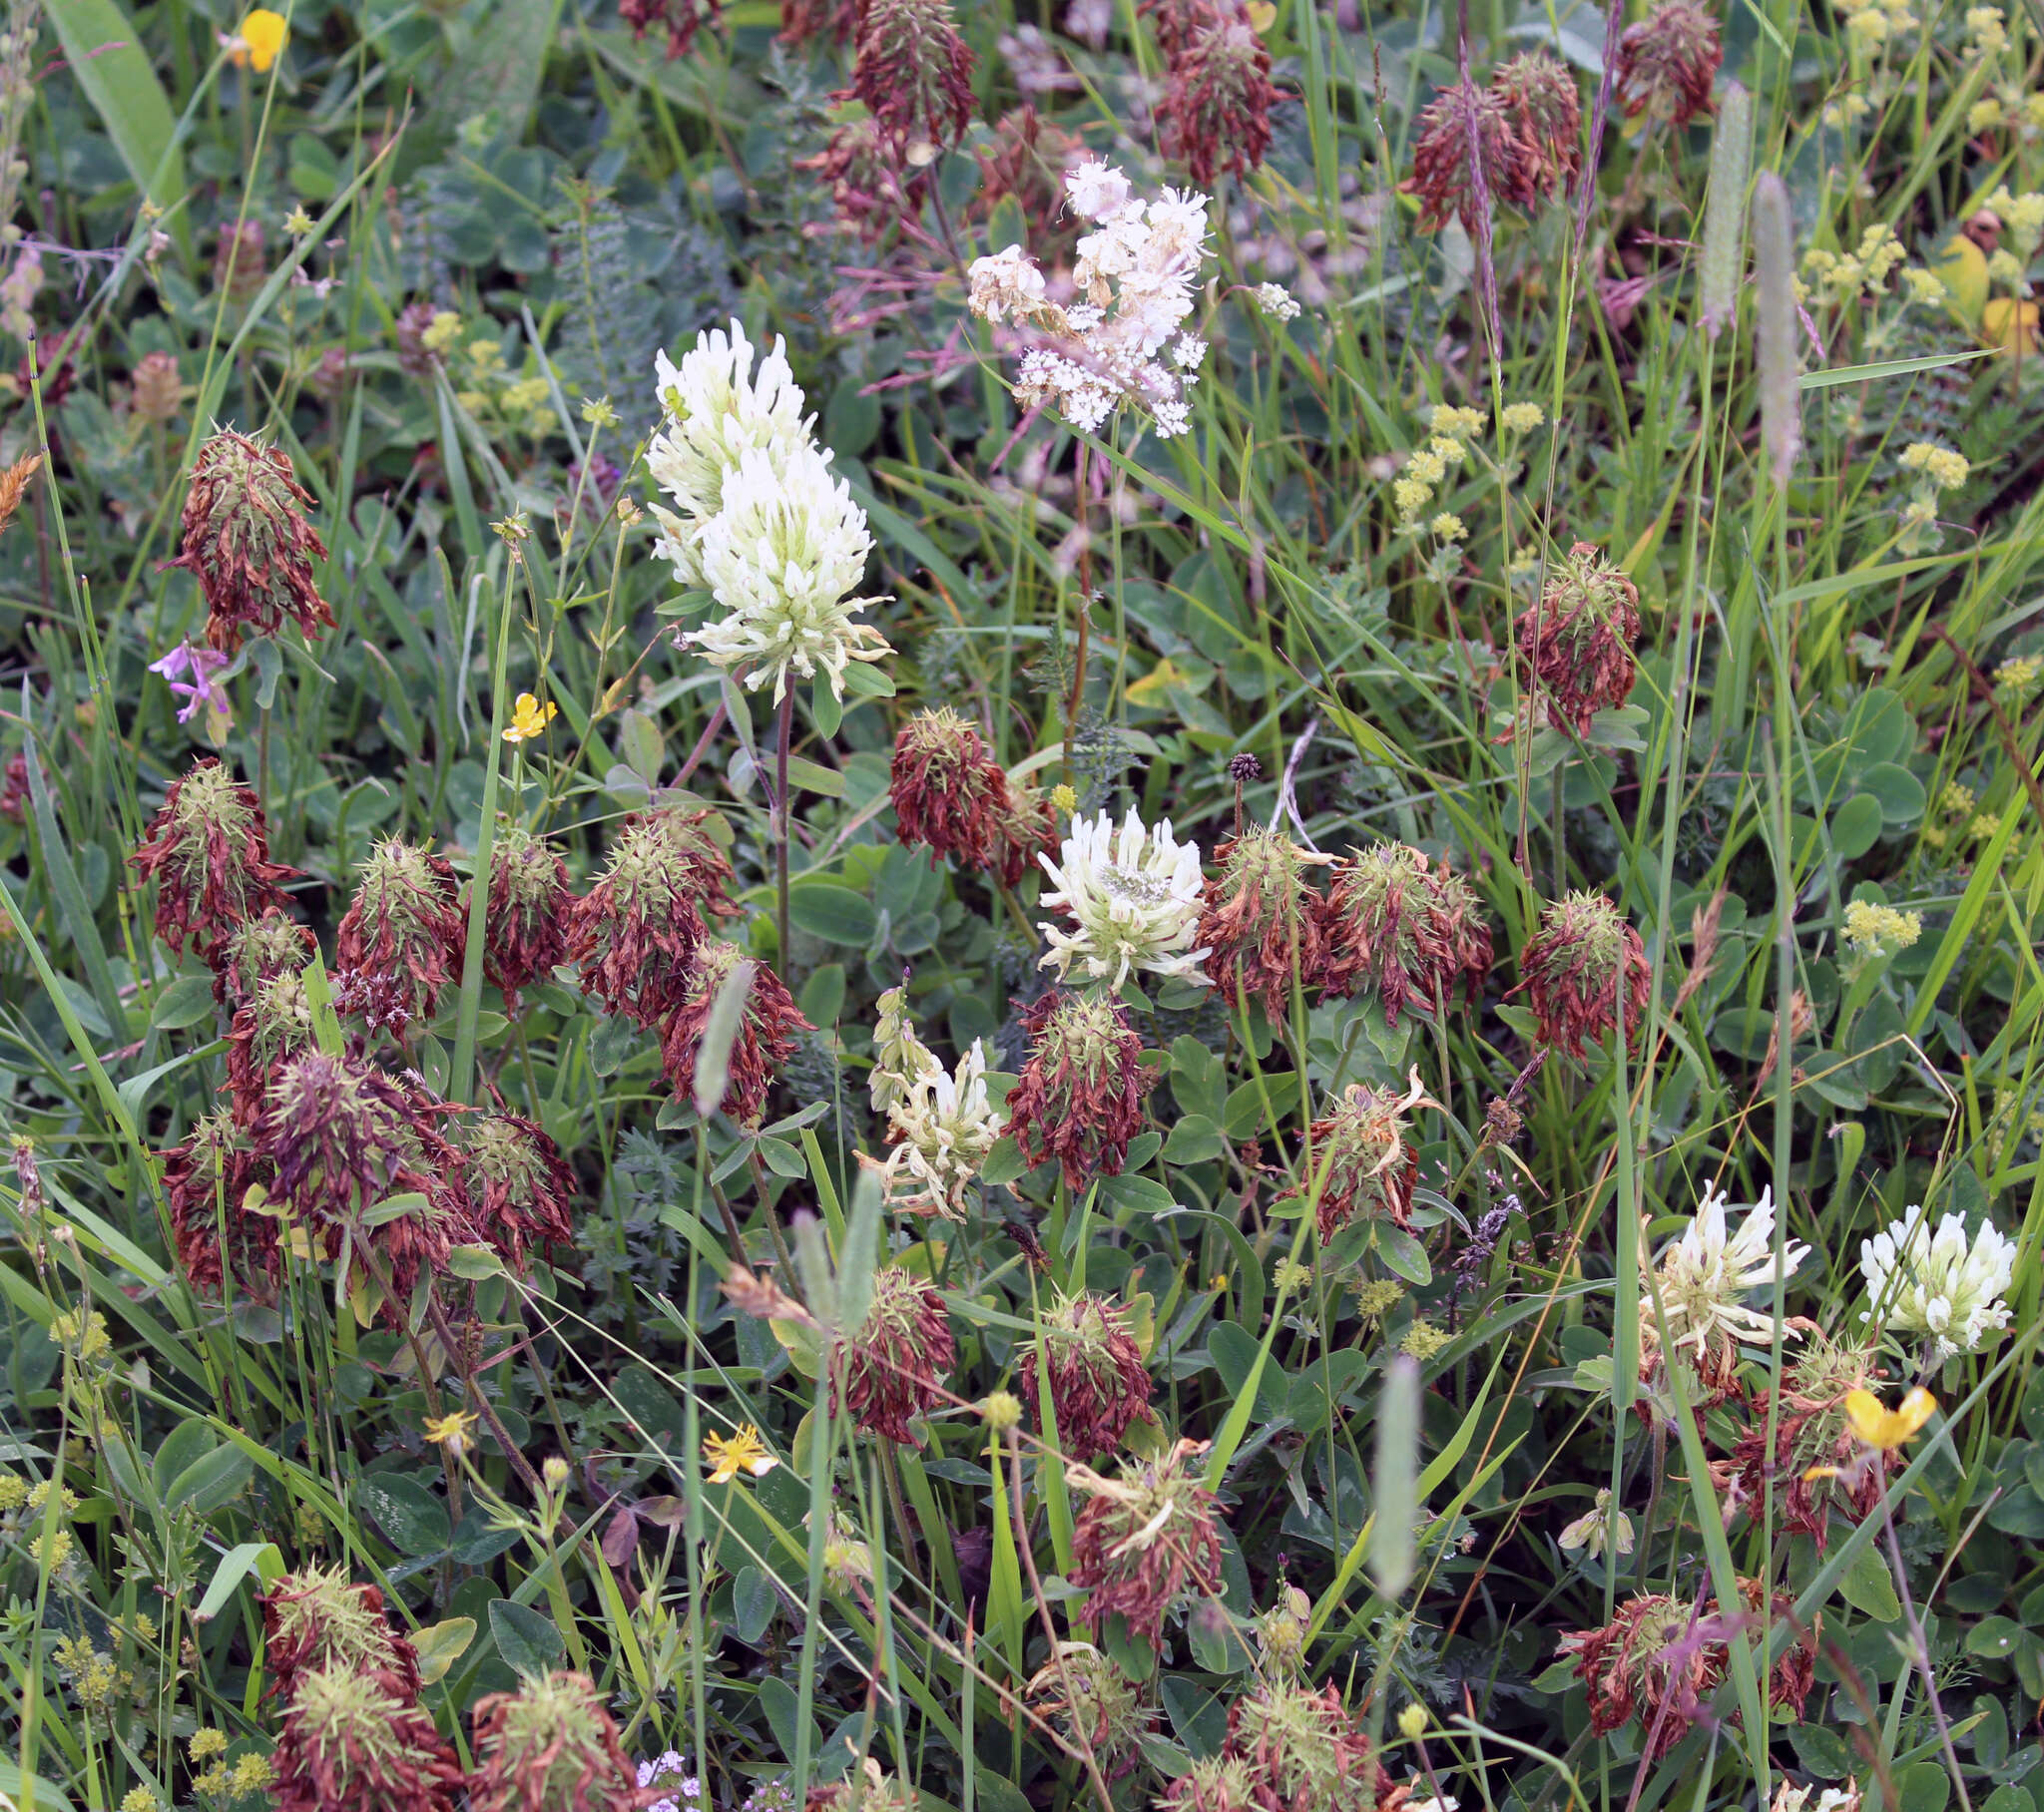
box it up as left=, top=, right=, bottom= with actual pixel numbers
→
left=1993, top=652, right=2040, bottom=697
left=1351, top=1278, right=1404, bottom=1325
left=1900, top=441, right=1969, bottom=489
left=428, top=325, right=559, bottom=440
left=188, top=1727, right=273, bottom=1800
left=120, top=1788, right=159, bottom=1812
left=1841, top=897, right=1922, bottom=957
left=1986, top=185, right=2044, bottom=262
left=1844, top=0, right=1912, bottom=47
left=1967, top=5, right=2007, bottom=53
left=1430, top=512, right=1467, bottom=542
left=53, top=1632, right=133, bottom=1711
left=1388, top=401, right=1542, bottom=530
left=1801, top=224, right=1907, bottom=304
left=51, top=1307, right=112, bottom=1364
left=1400, top=1320, right=1452, bottom=1361
left=1501, top=401, right=1545, bottom=435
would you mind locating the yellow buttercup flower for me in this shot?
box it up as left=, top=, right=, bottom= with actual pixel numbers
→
left=235, top=9, right=288, bottom=71
left=703, top=1424, right=775, bottom=1484
left=1842, top=1385, right=1935, bottom=1451
left=503, top=692, right=558, bottom=743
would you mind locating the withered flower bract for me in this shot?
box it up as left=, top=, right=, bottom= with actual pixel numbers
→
left=171, top=428, right=335, bottom=653
left=1017, top=1290, right=1156, bottom=1460
left=572, top=807, right=741, bottom=1028
left=1317, top=843, right=1492, bottom=1026
left=132, top=758, right=297, bottom=958
left=332, top=838, right=467, bottom=1039
left=1006, top=991, right=1159, bottom=1190
left=450, top=1111, right=578, bottom=1271
left=657, top=940, right=811, bottom=1125
left=474, top=824, right=577, bottom=1006
left=467, top=1669, right=644, bottom=1812
left=835, top=1265, right=955, bottom=1443
left=259, top=1565, right=423, bottom=1703
left=1290, top=1081, right=1419, bottom=1242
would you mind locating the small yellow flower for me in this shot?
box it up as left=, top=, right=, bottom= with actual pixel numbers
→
left=189, top=1729, right=229, bottom=1764
left=1501, top=401, right=1544, bottom=434
left=1396, top=1703, right=1429, bottom=1740
left=234, top=8, right=288, bottom=71
left=422, top=1409, right=477, bottom=1455
left=1842, top=1384, right=1935, bottom=1451
left=704, top=1424, right=775, bottom=1484
left=979, top=1391, right=1023, bottom=1433
left=503, top=693, right=557, bottom=744
left=1051, top=781, right=1078, bottom=814
left=421, top=311, right=463, bottom=354
left=1429, top=512, right=1467, bottom=543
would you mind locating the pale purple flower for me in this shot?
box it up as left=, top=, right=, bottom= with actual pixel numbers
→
left=638, top=1751, right=702, bottom=1812
left=149, top=642, right=233, bottom=724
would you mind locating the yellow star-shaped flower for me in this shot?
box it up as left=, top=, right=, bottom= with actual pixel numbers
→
left=422, top=1409, right=477, bottom=1456
left=703, top=1423, right=775, bottom=1485
left=503, top=692, right=558, bottom=743
left=1842, top=1385, right=1936, bottom=1451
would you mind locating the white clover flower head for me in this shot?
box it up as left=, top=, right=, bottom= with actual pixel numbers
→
left=1037, top=808, right=1209, bottom=989
left=1859, top=1204, right=2017, bottom=1359
left=867, top=1037, right=1007, bottom=1219
left=1645, top=1184, right=1809, bottom=1359
left=1253, top=281, right=1300, bottom=320
left=1557, top=1486, right=1634, bottom=1560
left=1065, top=157, right=1133, bottom=221
left=690, top=442, right=891, bottom=702
left=647, top=320, right=811, bottom=585
left=968, top=244, right=1049, bottom=323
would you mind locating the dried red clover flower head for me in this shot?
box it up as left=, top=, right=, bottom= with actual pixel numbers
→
left=986, top=781, right=1058, bottom=889
left=780, top=0, right=858, bottom=44
left=271, top=1664, right=464, bottom=1812
left=216, top=906, right=316, bottom=1008
left=801, top=116, right=909, bottom=241
left=1731, top=1331, right=1893, bottom=1551
left=1196, top=826, right=1330, bottom=1019
left=1225, top=1678, right=1386, bottom=1812
left=1026, top=1641, right=1155, bottom=1780
left=394, top=301, right=438, bottom=377
left=1006, top=990, right=1160, bottom=1191
left=1144, top=0, right=1278, bottom=185
left=467, top=1669, right=643, bottom=1812
left=835, top=1264, right=955, bottom=1443
left=0, top=749, right=26, bottom=823
left=1519, top=890, right=1652, bottom=1060
left=226, top=965, right=317, bottom=1125
left=889, top=707, right=1010, bottom=871
left=658, top=940, right=812, bottom=1126
left=163, top=1109, right=275, bottom=1292
left=1318, top=843, right=1494, bottom=1025
left=573, top=807, right=740, bottom=1027
left=1018, top=1289, right=1156, bottom=1459
left=451, top=1112, right=578, bottom=1271
left=259, top=1565, right=423, bottom=1703
left=619, top=0, right=721, bottom=58
left=1490, top=52, right=1582, bottom=201
left=171, top=428, right=334, bottom=653
left=1400, top=79, right=1533, bottom=233
left=1516, top=541, right=1642, bottom=733
left=848, top=0, right=977, bottom=156
left=476, top=824, right=576, bottom=1004
left=1068, top=1438, right=1226, bottom=1644
left=1560, top=1581, right=1811, bottom=1761
left=1615, top=0, right=1722, bottom=126
left=333, top=838, right=466, bottom=1039
left=132, top=758, right=297, bottom=958
left=256, top=1050, right=441, bottom=1225
left=1158, top=1757, right=1261, bottom=1812
left=973, top=109, right=1083, bottom=253
left=1293, top=1080, right=1420, bottom=1241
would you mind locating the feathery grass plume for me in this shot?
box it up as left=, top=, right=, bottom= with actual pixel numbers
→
left=618, top=0, right=720, bottom=58
left=1223, top=1678, right=1393, bottom=1812
left=1752, top=172, right=1800, bottom=483
left=1016, top=1290, right=1156, bottom=1459
left=450, top=1112, right=578, bottom=1270
left=1698, top=82, right=1753, bottom=337
left=572, top=807, right=741, bottom=1028
left=1026, top=1642, right=1155, bottom=1779
left=1143, top=0, right=1278, bottom=185
left=162, top=1110, right=276, bottom=1293
left=1614, top=0, right=1722, bottom=126
left=847, top=0, right=976, bottom=157
left=1316, top=842, right=1493, bottom=1025
left=889, top=707, right=1013, bottom=873
left=473, top=824, right=577, bottom=1006
left=1490, top=52, right=1582, bottom=201
left=214, top=905, right=315, bottom=1007
left=224, top=966, right=316, bottom=1126
left=1515, top=541, right=1642, bottom=733
left=833, top=1264, right=955, bottom=1442
left=1518, top=891, right=1652, bottom=1059
left=259, top=1566, right=424, bottom=1703
left=171, top=428, right=335, bottom=652
left=332, top=838, right=466, bottom=1039
left=131, top=758, right=298, bottom=959
left=1400, top=80, right=1532, bottom=232
left=1730, top=1332, right=1896, bottom=1551
left=1560, top=1580, right=1815, bottom=1761
left=1289, top=1080, right=1420, bottom=1241
left=1195, top=825, right=1331, bottom=1019
left=657, top=940, right=811, bottom=1124
left=270, top=1664, right=464, bottom=1812
left=0, top=448, right=39, bottom=537
left=1068, top=1438, right=1225, bottom=1645
left=467, top=1669, right=644, bottom=1812
left=1005, top=990, right=1160, bottom=1189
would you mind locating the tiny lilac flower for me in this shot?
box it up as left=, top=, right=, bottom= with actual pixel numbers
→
left=638, top=1750, right=700, bottom=1812
left=149, top=642, right=234, bottom=724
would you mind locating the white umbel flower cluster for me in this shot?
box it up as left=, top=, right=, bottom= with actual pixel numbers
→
left=1644, top=1184, right=1808, bottom=1359
left=861, top=986, right=1005, bottom=1219
left=646, top=319, right=890, bottom=701
left=967, top=159, right=1212, bottom=439
left=1860, top=1204, right=2017, bottom=1360
left=1037, top=807, right=1208, bottom=989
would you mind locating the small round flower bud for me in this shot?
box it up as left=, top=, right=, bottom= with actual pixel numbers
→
left=979, top=1390, right=1023, bottom=1432
left=542, top=1455, right=571, bottom=1488
left=1397, top=1703, right=1429, bottom=1740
